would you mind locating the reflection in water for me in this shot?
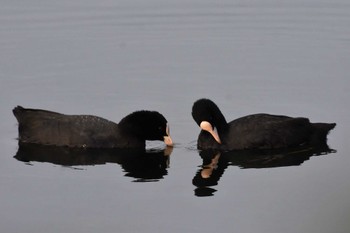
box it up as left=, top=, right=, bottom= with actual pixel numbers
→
left=193, top=144, right=336, bottom=197
left=14, top=143, right=173, bottom=182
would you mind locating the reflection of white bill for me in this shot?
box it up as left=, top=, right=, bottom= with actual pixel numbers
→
left=201, top=152, right=221, bottom=179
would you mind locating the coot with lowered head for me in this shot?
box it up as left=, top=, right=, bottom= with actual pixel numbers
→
left=13, top=106, right=173, bottom=149
left=192, top=99, right=335, bottom=151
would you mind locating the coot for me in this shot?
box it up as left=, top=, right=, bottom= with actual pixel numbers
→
left=192, top=99, right=335, bottom=150
left=13, top=106, right=173, bottom=149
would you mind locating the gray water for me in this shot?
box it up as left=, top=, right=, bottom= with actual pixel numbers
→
left=1, top=0, right=350, bottom=232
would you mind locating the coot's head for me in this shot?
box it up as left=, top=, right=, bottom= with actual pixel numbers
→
left=192, top=99, right=227, bottom=144
left=119, top=111, right=173, bottom=146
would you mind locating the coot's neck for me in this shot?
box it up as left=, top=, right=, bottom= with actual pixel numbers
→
left=209, top=102, right=228, bottom=135
left=118, top=112, right=147, bottom=139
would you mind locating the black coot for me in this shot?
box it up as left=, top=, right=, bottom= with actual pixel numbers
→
left=192, top=99, right=336, bottom=150
left=13, top=106, right=173, bottom=149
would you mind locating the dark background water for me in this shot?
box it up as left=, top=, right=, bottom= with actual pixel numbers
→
left=1, top=1, right=349, bottom=232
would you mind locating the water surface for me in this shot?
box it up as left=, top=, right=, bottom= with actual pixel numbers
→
left=1, top=1, right=350, bottom=233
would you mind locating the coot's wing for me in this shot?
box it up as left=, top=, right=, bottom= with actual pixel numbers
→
left=225, top=114, right=311, bottom=149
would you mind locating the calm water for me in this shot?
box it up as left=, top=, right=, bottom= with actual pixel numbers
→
left=1, top=0, right=350, bottom=232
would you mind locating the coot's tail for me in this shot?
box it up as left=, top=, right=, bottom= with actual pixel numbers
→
left=13, top=105, right=24, bottom=120
left=13, top=106, right=64, bottom=144
left=311, top=122, right=336, bottom=144
left=13, top=106, right=32, bottom=142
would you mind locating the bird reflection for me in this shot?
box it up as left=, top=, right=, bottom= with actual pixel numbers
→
left=193, top=144, right=336, bottom=197
left=14, top=143, right=173, bottom=182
